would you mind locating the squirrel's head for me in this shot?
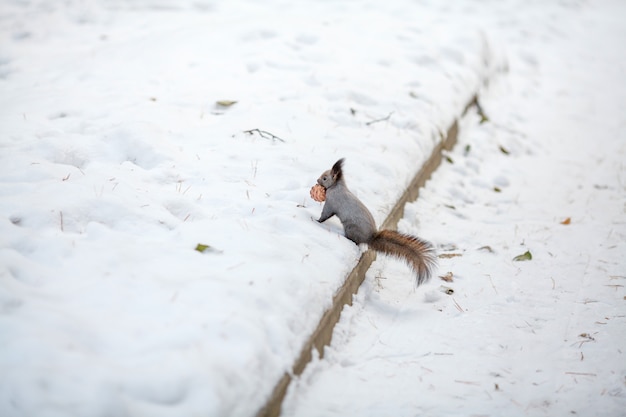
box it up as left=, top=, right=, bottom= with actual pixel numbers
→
left=317, top=158, right=344, bottom=188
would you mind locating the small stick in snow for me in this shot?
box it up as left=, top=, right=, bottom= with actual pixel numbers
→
left=452, top=297, right=464, bottom=313
left=243, top=129, right=286, bottom=143
left=59, top=211, right=64, bottom=232
left=454, top=380, right=480, bottom=386
left=487, top=274, right=498, bottom=294
left=577, top=333, right=595, bottom=348
left=251, top=160, right=258, bottom=178
left=438, top=253, right=462, bottom=259
left=474, top=98, right=489, bottom=123
left=565, top=372, right=596, bottom=377
left=365, top=111, right=393, bottom=126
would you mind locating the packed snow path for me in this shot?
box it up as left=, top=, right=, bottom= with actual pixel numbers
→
left=283, top=1, right=626, bottom=416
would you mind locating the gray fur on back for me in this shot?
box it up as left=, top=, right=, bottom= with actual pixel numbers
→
left=320, top=180, right=377, bottom=244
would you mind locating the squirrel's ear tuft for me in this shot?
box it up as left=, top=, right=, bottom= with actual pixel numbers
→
left=331, top=158, right=344, bottom=181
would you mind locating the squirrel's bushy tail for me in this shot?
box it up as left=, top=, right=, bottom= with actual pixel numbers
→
left=368, top=230, right=437, bottom=286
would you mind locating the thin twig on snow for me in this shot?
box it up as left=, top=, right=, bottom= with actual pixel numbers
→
left=243, top=129, right=286, bottom=143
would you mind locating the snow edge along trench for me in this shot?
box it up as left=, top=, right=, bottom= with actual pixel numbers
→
left=256, top=95, right=483, bottom=417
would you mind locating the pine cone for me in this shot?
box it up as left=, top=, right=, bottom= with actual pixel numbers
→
left=310, top=184, right=326, bottom=202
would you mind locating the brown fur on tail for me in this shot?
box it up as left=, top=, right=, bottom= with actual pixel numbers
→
left=368, top=230, right=436, bottom=286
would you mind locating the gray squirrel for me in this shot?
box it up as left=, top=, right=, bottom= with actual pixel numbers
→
left=315, top=158, right=436, bottom=285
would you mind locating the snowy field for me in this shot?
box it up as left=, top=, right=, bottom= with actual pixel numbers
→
left=1, top=1, right=490, bottom=416
left=1, top=0, right=624, bottom=416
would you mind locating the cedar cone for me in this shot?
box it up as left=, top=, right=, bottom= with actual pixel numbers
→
left=310, top=184, right=326, bottom=202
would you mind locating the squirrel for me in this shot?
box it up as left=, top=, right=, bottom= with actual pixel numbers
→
left=315, top=158, right=436, bottom=285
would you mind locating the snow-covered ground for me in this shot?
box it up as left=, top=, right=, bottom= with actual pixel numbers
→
left=1, top=0, right=624, bottom=416
left=1, top=1, right=491, bottom=416
left=283, top=1, right=626, bottom=416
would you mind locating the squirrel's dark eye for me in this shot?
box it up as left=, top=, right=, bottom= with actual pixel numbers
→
left=323, top=176, right=327, bottom=180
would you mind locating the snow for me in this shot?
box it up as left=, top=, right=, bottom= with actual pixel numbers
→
left=1, top=0, right=624, bottom=416
left=0, top=1, right=490, bottom=416
left=282, top=1, right=626, bottom=416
